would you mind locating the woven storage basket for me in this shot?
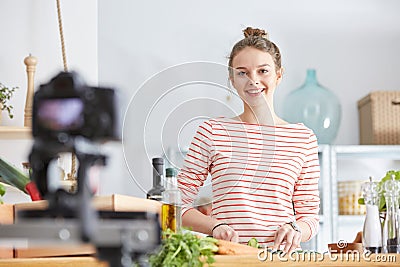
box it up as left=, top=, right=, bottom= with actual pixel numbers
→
left=358, top=91, right=400, bottom=145
left=338, top=180, right=366, bottom=215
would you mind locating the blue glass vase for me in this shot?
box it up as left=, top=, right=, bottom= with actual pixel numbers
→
left=282, top=69, right=341, bottom=144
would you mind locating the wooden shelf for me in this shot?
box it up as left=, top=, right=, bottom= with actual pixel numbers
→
left=0, top=126, right=31, bottom=139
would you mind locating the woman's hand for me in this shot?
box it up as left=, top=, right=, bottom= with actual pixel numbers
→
left=212, top=223, right=239, bottom=242
left=272, top=223, right=302, bottom=254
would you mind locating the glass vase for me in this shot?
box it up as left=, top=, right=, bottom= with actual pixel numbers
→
left=282, top=69, right=341, bottom=144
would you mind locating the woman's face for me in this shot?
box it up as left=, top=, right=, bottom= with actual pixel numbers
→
left=230, top=47, right=282, bottom=107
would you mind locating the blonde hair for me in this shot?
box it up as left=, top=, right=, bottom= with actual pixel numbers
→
left=228, top=27, right=282, bottom=76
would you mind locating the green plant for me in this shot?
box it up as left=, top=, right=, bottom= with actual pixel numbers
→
left=0, top=156, right=30, bottom=194
left=149, top=229, right=218, bottom=267
left=0, top=82, right=18, bottom=119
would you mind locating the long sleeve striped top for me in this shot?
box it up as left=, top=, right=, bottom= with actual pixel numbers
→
left=177, top=117, right=320, bottom=246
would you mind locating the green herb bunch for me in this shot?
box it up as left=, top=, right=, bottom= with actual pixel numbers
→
left=149, top=229, right=218, bottom=267
left=0, top=82, right=18, bottom=119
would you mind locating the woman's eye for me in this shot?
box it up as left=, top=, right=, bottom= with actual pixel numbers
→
left=260, top=69, right=269, bottom=74
left=237, top=71, right=247, bottom=76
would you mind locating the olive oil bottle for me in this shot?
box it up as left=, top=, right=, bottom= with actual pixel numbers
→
left=161, top=168, right=182, bottom=232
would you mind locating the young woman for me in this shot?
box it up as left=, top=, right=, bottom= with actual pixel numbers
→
left=177, top=27, right=320, bottom=253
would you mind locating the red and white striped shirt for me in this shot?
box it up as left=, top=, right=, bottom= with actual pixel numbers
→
left=177, top=117, right=320, bottom=246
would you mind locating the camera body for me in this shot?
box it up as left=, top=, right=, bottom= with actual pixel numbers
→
left=32, top=71, right=120, bottom=143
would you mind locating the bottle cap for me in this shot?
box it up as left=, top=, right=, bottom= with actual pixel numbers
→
left=166, top=168, right=177, bottom=177
left=152, top=157, right=164, bottom=165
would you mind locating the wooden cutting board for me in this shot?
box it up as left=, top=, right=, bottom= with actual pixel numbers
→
left=216, top=239, right=259, bottom=255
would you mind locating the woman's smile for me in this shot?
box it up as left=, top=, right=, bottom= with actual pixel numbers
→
left=245, top=87, right=265, bottom=97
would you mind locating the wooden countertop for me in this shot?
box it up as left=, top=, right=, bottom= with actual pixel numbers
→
left=0, top=257, right=107, bottom=267
left=2, top=195, right=398, bottom=266
left=0, top=254, right=399, bottom=267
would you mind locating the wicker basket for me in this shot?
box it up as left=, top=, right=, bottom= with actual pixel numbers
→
left=358, top=91, right=400, bottom=145
left=338, top=180, right=366, bottom=215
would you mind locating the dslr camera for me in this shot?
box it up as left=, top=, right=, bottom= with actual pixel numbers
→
left=32, top=71, right=120, bottom=143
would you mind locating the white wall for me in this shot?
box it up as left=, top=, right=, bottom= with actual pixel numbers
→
left=98, top=0, right=400, bottom=198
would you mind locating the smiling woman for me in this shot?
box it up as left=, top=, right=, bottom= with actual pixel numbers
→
left=177, top=27, right=320, bottom=255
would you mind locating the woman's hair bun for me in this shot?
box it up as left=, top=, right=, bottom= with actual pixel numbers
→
left=243, top=27, right=269, bottom=40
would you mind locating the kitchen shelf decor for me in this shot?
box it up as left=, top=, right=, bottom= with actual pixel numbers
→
left=358, top=91, right=400, bottom=145
left=23, top=55, right=37, bottom=127
left=0, top=55, right=36, bottom=139
left=329, top=145, right=400, bottom=243
left=282, top=69, right=341, bottom=144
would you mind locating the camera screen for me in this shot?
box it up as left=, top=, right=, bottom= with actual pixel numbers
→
left=37, top=98, right=84, bottom=131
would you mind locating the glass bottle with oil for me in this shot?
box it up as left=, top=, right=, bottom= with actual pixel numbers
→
left=161, top=168, right=182, bottom=232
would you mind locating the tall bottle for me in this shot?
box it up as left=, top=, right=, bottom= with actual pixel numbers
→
left=161, top=167, right=182, bottom=232
left=146, top=157, right=165, bottom=201
left=382, top=175, right=400, bottom=253
left=361, top=177, right=382, bottom=253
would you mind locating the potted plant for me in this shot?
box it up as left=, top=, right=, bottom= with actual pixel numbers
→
left=0, top=82, right=18, bottom=120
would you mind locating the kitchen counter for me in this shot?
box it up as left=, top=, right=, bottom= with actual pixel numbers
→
left=0, top=257, right=106, bottom=267
left=2, top=195, right=398, bottom=266
left=213, top=253, right=399, bottom=266
left=0, top=254, right=399, bottom=267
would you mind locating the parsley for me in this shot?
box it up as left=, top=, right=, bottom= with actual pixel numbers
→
left=149, top=229, right=218, bottom=267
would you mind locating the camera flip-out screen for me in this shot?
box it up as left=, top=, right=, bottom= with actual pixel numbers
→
left=37, top=98, right=84, bottom=131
